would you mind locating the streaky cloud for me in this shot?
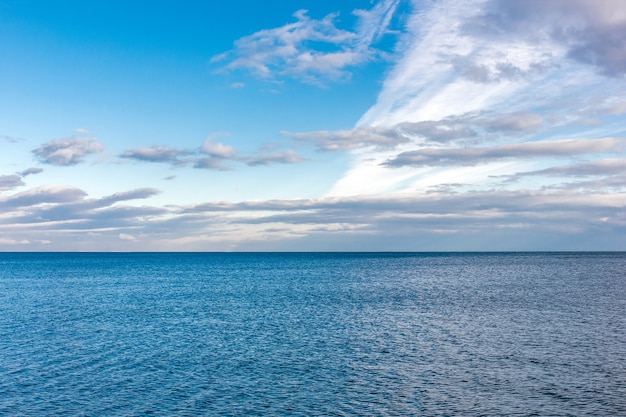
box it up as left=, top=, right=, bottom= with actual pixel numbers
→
left=384, top=138, right=626, bottom=168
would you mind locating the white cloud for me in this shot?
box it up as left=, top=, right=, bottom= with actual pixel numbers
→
left=33, top=137, right=104, bottom=166
left=213, top=1, right=402, bottom=85
left=324, top=0, right=626, bottom=198
left=201, top=138, right=237, bottom=158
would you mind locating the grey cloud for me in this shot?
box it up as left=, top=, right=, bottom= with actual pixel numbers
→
left=122, top=141, right=303, bottom=170
left=3, top=187, right=163, bottom=227
left=0, top=185, right=87, bottom=209
left=213, top=1, right=401, bottom=85
left=384, top=138, right=626, bottom=168
left=20, top=167, right=44, bottom=177
left=33, top=137, right=104, bottom=166
left=0, top=175, right=25, bottom=191
left=120, top=146, right=191, bottom=166
left=245, top=150, right=305, bottom=166
left=2, top=183, right=624, bottom=250
left=1, top=134, right=24, bottom=143
left=499, top=158, right=626, bottom=191
left=289, top=126, right=412, bottom=151
left=510, top=158, right=626, bottom=180
left=193, top=157, right=232, bottom=171
left=176, top=191, right=626, bottom=250
left=473, top=0, right=626, bottom=77
left=290, top=112, right=545, bottom=152
left=97, top=188, right=160, bottom=207
left=0, top=168, right=44, bottom=192
left=479, top=112, right=543, bottom=132
left=450, top=54, right=553, bottom=83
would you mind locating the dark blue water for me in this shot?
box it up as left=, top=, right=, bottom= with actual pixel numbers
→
left=1, top=253, right=625, bottom=416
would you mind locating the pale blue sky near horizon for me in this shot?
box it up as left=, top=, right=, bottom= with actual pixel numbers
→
left=1, top=0, right=625, bottom=251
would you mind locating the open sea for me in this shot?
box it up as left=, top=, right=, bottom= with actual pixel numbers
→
left=1, top=252, right=625, bottom=416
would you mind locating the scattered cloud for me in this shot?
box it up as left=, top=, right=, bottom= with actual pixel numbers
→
left=0, top=175, right=25, bottom=191
left=20, top=167, right=43, bottom=177
left=201, top=137, right=237, bottom=158
left=213, top=0, right=402, bottom=85
left=120, top=136, right=305, bottom=171
left=33, top=137, right=105, bottom=166
left=120, top=146, right=192, bottom=166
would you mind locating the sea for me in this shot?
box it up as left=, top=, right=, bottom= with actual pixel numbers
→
left=1, top=252, right=625, bottom=416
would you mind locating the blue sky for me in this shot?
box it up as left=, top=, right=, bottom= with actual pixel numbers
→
left=1, top=0, right=625, bottom=251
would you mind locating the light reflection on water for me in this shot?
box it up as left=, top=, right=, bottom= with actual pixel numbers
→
left=1, top=252, right=625, bottom=415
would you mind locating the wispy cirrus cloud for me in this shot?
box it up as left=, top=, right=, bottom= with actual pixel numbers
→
left=32, top=137, right=104, bottom=166
left=321, top=0, right=626, bottom=198
left=212, top=0, right=401, bottom=85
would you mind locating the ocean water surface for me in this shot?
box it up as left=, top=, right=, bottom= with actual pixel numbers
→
left=1, top=252, right=625, bottom=416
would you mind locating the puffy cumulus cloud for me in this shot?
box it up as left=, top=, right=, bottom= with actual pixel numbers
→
left=384, top=138, right=626, bottom=168
left=201, top=138, right=237, bottom=159
left=32, top=137, right=104, bottom=166
left=212, top=0, right=401, bottom=85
